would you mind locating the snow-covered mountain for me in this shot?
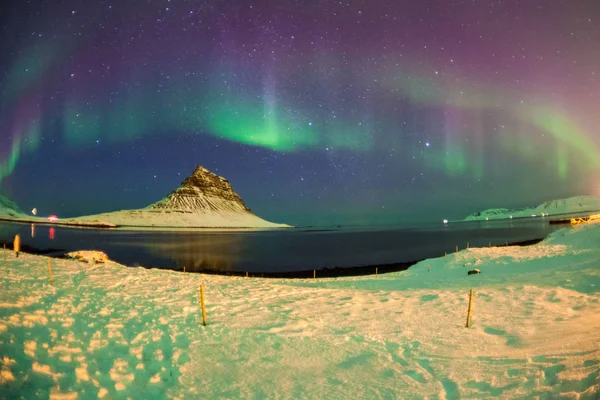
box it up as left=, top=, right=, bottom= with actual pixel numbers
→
left=63, top=166, right=290, bottom=228
left=150, top=166, right=252, bottom=214
left=464, top=195, right=600, bottom=221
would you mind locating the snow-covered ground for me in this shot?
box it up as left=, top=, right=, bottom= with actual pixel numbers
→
left=464, top=195, right=600, bottom=221
left=1, top=222, right=600, bottom=398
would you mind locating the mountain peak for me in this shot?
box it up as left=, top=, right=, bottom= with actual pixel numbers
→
left=191, top=165, right=213, bottom=177
left=149, top=166, right=251, bottom=213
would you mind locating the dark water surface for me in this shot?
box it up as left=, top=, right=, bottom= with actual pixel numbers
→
left=0, top=218, right=571, bottom=274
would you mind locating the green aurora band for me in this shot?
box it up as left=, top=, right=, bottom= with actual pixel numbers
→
left=1, top=46, right=599, bottom=187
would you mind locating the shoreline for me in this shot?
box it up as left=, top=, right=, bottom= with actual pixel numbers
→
left=0, top=237, right=546, bottom=279
left=0, top=216, right=293, bottom=230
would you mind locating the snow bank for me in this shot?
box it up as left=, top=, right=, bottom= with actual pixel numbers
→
left=1, top=222, right=600, bottom=397
left=65, top=251, right=109, bottom=264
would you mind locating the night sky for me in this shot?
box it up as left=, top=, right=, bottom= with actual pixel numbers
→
left=1, top=0, right=599, bottom=226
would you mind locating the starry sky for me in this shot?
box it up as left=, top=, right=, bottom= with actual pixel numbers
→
left=1, top=0, right=599, bottom=227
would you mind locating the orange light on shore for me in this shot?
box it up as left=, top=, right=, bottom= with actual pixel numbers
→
left=571, top=214, right=600, bottom=225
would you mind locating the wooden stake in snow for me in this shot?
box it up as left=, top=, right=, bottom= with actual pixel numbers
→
left=47, top=258, right=53, bottom=285
left=466, top=289, right=474, bottom=328
left=200, top=284, right=207, bottom=326
left=14, top=234, right=20, bottom=258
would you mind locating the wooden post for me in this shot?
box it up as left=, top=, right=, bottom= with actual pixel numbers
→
left=466, top=289, right=474, bottom=328
left=245, top=272, right=248, bottom=279
left=467, top=242, right=470, bottom=249
left=13, top=234, right=20, bottom=257
left=313, top=270, right=316, bottom=280
left=183, top=266, right=186, bottom=273
left=47, top=259, right=53, bottom=285
left=456, top=245, right=459, bottom=252
left=200, top=284, right=207, bottom=326
left=376, top=267, right=378, bottom=276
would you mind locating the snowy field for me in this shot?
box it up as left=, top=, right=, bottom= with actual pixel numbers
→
left=1, top=223, right=600, bottom=398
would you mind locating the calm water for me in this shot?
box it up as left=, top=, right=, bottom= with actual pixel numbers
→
left=0, top=218, right=570, bottom=273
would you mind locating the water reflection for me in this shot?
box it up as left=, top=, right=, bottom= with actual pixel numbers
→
left=31, top=224, right=35, bottom=238
left=124, top=234, right=243, bottom=272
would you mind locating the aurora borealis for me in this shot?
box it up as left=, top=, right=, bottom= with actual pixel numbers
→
left=1, top=0, right=599, bottom=226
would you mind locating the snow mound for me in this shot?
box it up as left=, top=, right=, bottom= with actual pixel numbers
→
left=65, top=250, right=110, bottom=264
left=465, top=195, right=600, bottom=221
left=455, top=244, right=570, bottom=264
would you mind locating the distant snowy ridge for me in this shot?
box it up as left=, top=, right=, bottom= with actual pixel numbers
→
left=464, top=195, right=600, bottom=221
left=0, top=193, right=113, bottom=227
left=0, top=193, right=25, bottom=218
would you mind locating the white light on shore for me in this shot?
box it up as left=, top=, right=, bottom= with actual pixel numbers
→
left=443, top=219, right=448, bottom=224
